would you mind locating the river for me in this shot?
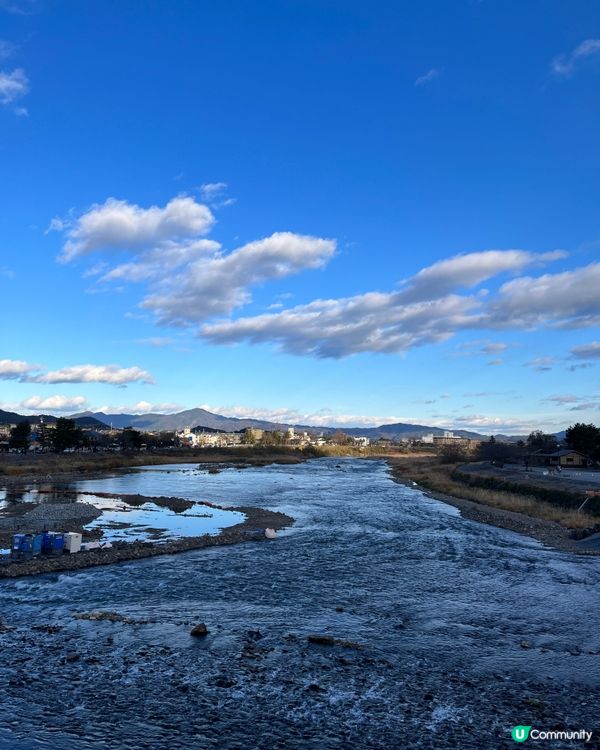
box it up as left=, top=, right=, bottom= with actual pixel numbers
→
left=0, top=458, right=598, bottom=749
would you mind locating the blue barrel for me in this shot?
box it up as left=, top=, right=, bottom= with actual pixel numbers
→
left=52, top=534, right=64, bottom=556
left=42, top=532, right=53, bottom=554
left=11, top=534, right=34, bottom=560
left=32, top=534, right=43, bottom=557
left=11, top=534, right=26, bottom=560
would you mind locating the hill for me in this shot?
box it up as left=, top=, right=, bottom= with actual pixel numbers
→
left=71, top=408, right=288, bottom=433
left=0, top=410, right=106, bottom=430
left=74, top=409, right=486, bottom=440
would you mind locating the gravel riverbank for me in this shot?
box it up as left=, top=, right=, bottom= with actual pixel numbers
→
left=387, top=459, right=600, bottom=555
left=0, top=504, right=294, bottom=578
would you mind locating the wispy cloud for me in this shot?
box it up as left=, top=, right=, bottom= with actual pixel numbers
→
left=415, top=68, right=440, bottom=86
left=20, top=395, right=89, bottom=412
left=0, top=40, right=17, bottom=60
left=198, top=182, right=235, bottom=208
left=0, top=359, right=39, bottom=380
left=0, top=360, right=155, bottom=386
left=0, top=67, right=29, bottom=114
left=552, top=39, right=600, bottom=77
left=30, top=364, right=154, bottom=386
left=53, top=195, right=337, bottom=325
left=95, top=401, right=183, bottom=415
left=524, top=356, right=555, bottom=372
left=570, top=341, right=600, bottom=359
left=135, top=337, right=175, bottom=347
left=200, top=250, right=570, bottom=358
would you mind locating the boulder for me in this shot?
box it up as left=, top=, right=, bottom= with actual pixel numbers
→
left=308, top=634, right=335, bottom=646
left=191, top=623, right=209, bottom=637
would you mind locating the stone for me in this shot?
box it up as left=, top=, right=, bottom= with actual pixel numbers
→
left=191, top=623, right=209, bottom=637
left=308, top=634, right=335, bottom=646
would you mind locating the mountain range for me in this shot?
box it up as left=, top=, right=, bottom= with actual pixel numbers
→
left=1, top=406, right=486, bottom=440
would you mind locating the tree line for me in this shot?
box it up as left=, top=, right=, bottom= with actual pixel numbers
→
left=7, top=419, right=153, bottom=453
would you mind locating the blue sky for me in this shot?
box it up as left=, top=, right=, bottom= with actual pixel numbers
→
left=1, top=0, right=599, bottom=434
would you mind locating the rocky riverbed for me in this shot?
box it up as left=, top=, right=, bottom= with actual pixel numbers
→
left=0, top=459, right=598, bottom=749
left=0, top=503, right=293, bottom=578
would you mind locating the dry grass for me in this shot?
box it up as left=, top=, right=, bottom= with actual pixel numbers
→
left=0, top=447, right=306, bottom=477
left=392, top=457, right=596, bottom=530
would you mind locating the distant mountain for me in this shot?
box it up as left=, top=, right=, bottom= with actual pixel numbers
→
left=71, top=408, right=289, bottom=433
left=0, top=409, right=106, bottom=429
left=71, top=410, right=487, bottom=440
left=3, top=405, right=542, bottom=442
left=327, top=423, right=485, bottom=440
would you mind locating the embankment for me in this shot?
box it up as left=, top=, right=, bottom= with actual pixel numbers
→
left=0, top=504, right=294, bottom=578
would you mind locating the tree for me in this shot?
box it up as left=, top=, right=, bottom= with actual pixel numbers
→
left=9, top=421, right=31, bottom=452
left=242, top=428, right=256, bottom=445
left=36, top=423, right=53, bottom=450
left=438, top=444, right=469, bottom=463
left=526, top=430, right=558, bottom=452
left=477, top=438, right=518, bottom=464
left=51, top=418, right=84, bottom=452
left=261, top=430, right=285, bottom=447
left=120, top=427, right=143, bottom=451
left=565, top=423, right=600, bottom=460
left=331, top=430, right=352, bottom=446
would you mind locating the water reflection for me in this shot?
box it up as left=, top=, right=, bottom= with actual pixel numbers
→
left=84, top=498, right=245, bottom=542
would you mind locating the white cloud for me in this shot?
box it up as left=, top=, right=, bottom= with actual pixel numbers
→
left=53, top=195, right=335, bottom=325
left=543, top=394, right=580, bottom=405
left=542, top=394, right=600, bottom=411
left=199, top=182, right=227, bottom=200
left=199, top=403, right=414, bottom=428
left=400, top=249, right=565, bottom=304
left=487, top=262, right=600, bottom=329
left=56, top=196, right=215, bottom=262
left=552, top=39, right=600, bottom=77
left=455, top=339, right=509, bottom=358
left=99, top=239, right=220, bottom=283
left=201, top=291, right=479, bottom=358
left=143, top=232, right=336, bottom=325
left=524, top=356, right=555, bottom=372
left=0, top=358, right=38, bottom=380
left=20, top=395, right=88, bottom=412
left=0, top=67, right=28, bottom=110
left=415, top=68, right=439, bottom=86
left=482, top=342, right=508, bottom=354
left=96, top=401, right=183, bottom=414
left=200, top=250, right=567, bottom=358
left=570, top=341, right=600, bottom=359
left=31, top=364, right=154, bottom=385
left=135, top=337, right=175, bottom=347
left=442, top=413, right=550, bottom=435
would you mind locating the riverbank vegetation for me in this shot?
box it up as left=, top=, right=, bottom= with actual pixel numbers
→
left=389, top=456, right=599, bottom=530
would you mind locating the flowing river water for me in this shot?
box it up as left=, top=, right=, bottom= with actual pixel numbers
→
left=0, top=458, right=598, bottom=749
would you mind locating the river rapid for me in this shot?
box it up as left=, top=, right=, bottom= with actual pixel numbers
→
left=0, top=458, right=598, bottom=749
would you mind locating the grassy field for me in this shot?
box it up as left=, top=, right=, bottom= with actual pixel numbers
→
left=389, top=455, right=598, bottom=530
left=0, top=446, right=310, bottom=477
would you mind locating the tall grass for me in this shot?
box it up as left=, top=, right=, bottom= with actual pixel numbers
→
left=393, top=458, right=597, bottom=529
